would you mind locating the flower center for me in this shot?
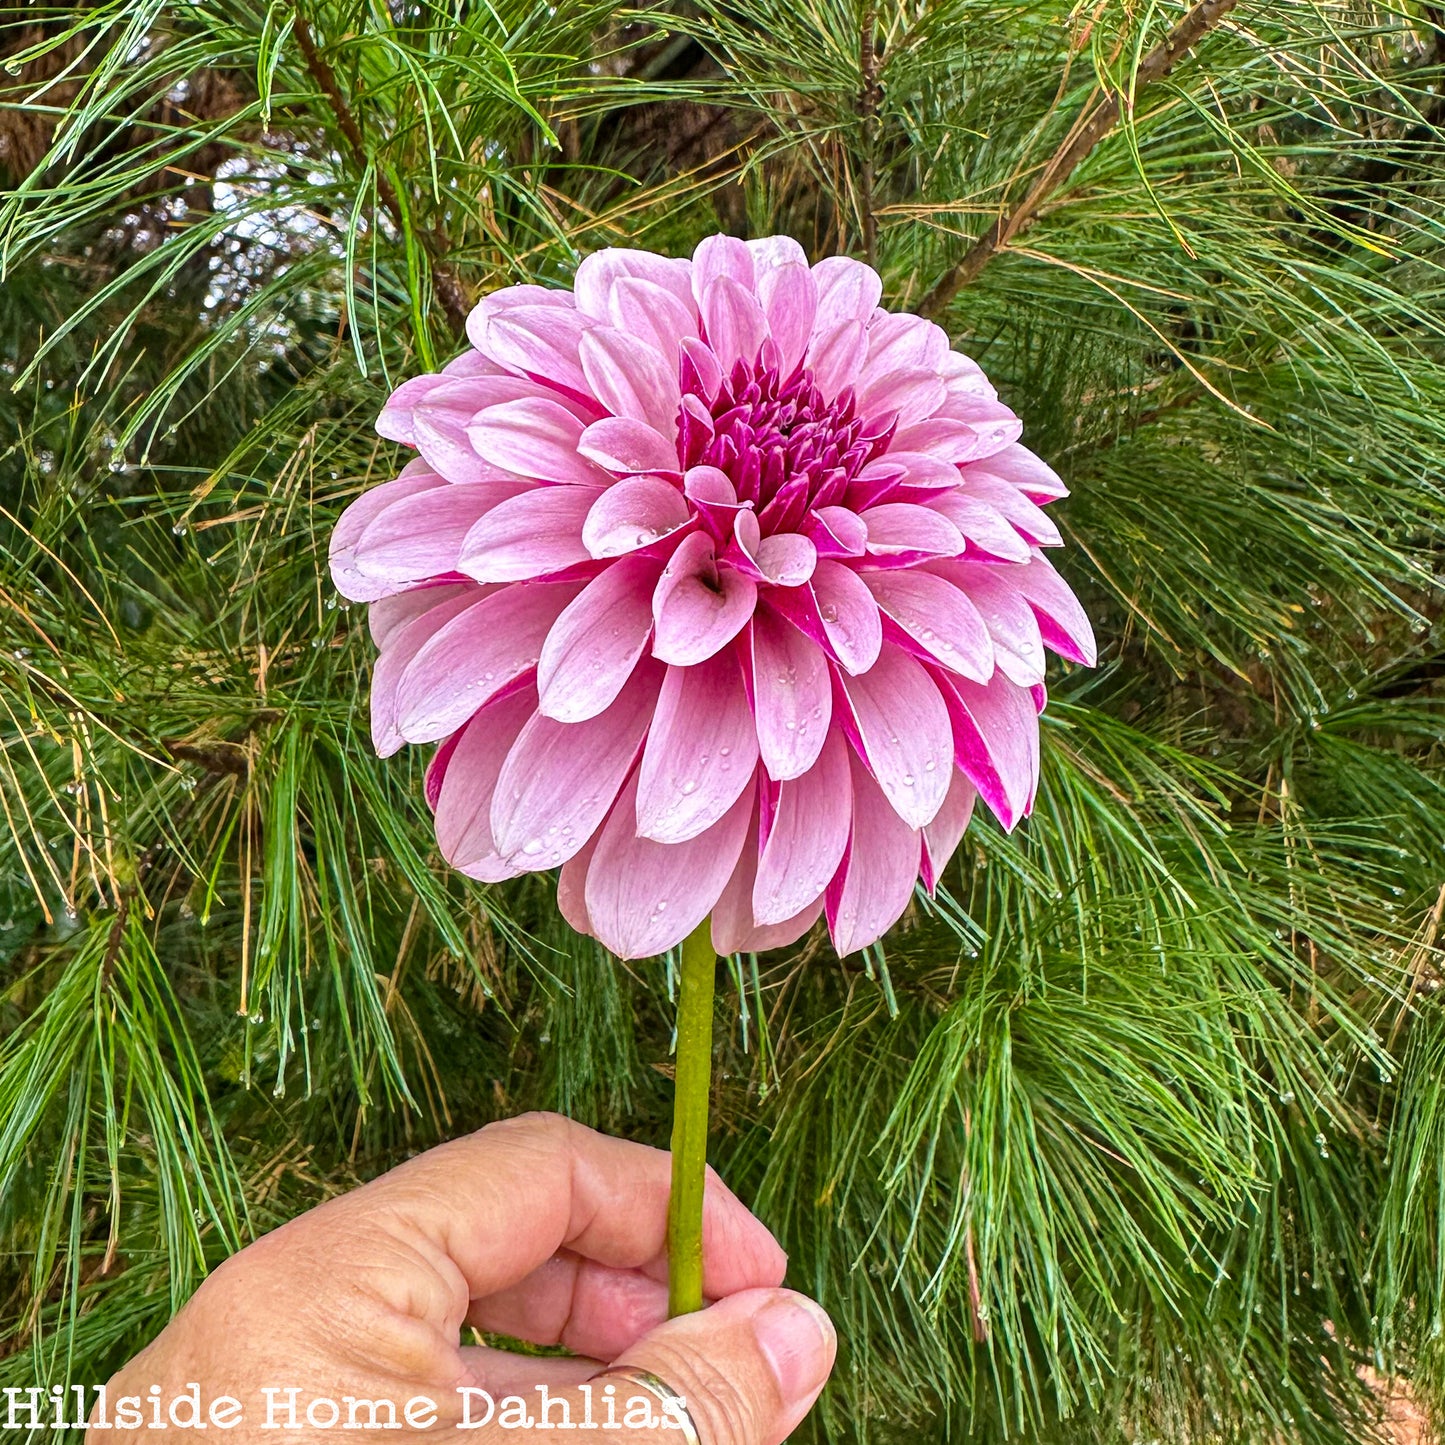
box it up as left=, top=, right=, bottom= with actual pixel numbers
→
left=677, top=355, right=894, bottom=534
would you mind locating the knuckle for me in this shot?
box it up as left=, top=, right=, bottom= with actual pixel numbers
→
left=643, top=1345, right=759, bottom=1445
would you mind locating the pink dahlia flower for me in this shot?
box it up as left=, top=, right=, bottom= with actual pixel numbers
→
left=330, top=235, right=1095, bottom=960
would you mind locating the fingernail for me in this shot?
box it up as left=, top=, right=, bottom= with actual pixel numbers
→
left=752, top=1294, right=836, bottom=1409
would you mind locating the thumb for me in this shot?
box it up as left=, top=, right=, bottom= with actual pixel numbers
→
left=597, top=1286, right=836, bottom=1444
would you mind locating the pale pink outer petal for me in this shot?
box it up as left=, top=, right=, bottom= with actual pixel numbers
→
left=652, top=533, right=757, bottom=666
left=491, top=660, right=662, bottom=867
left=836, top=645, right=953, bottom=828
left=810, top=256, right=883, bottom=342
left=700, top=275, right=769, bottom=373
left=875, top=452, right=966, bottom=492
left=574, top=248, right=696, bottom=324
left=370, top=591, right=485, bottom=756
left=556, top=827, right=601, bottom=936
left=712, top=813, right=825, bottom=955
left=457, top=485, right=602, bottom=583
left=920, top=768, right=978, bottom=894
left=929, top=491, right=1033, bottom=562
left=606, top=278, right=700, bottom=368
left=636, top=648, right=759, bottom=844
left=479, top=306, right=596, bottom=401
left=413, top=379, right=549, bottom=484
left=434, top=686, right=538, bottom=880
left=932, top=559, right=1047, bottom=686
left=464, top=283, right=574, bottom=353
left=861, top=502, right=966, bottom=560
left=537, top=555, right=662, bottom=722
left=578, top=417, right=681, bottom=475
left=857, top=312, right=950, bottom=385
left=932, top=669, right=1039, bottom=830
left=376, top=372, right=446, bottom=445
left=769, top=559, right=883, bottom=675
left=579, top=327, right=681, bottom=434
left=806, top=319, right=868, bottom=400
left=331, top=465, right=447, bottom=602
left=369, top=582, right=473, bottom=649
left=966, top=442, right=1069, bottom=502
left=347, top=483, right=526, bottom=595
left=394, top=580, right=583, bottom=743
left=861, top=569, right=995, bottom=682
left=1013, top=552, right=1097, bottom=666
left=466, top=397, right=607, bottom=484
left=962, top=475, right=1063, bottom=547
left=691, top=235, right=755, bottom=304
left=584, top=772, right=755, bottom=959
left=753, top=728, right=852, bottom=925
left=748, top=607, right=832, bottom=781
left=582, top=477, right=692, bottom=558
left=825, top=749, right=922, bottom=956
left=750, top=239, right=816, bottom=376
left=856, top=369, right=948, bottom=427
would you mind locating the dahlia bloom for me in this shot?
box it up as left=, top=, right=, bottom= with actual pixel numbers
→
left=330, top=236, right=1094, bottom=960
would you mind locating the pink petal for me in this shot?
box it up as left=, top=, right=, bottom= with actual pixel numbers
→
left=967, top=442, right=1069, bottom=502
left=331, top=466, right=448, bottom=602
left=810, top=256, right=883, bottom=340
left=348, top=483, right=525, bottom=594
left=574, top=248, right=696, bottom=324
left=466, top=397, right=606, bottom=484
left=962, top=474, right=1063, bottom=547
left=636, top=648, right=759, bottom=843
left=376, top=372, right=445, bottom=446
left=748, top=606, right=832, bottom=781
left=684, top=465, right=747, bottom=540
left=394, top=580, right=583, bottom=742
left=606, top=278, right=700, bottom=367
left=537, top=555, right=662, bottom=722
left=415, top=376, right=587, bottom=485
left=856, top=369, right=948, bottom=427
left=579, top=327, right=681, bottom=434
left=425, top=731, right=462, bottom=811
left=751, top=242, right=816, bottom=376
left=1013, top=552, right=1096, bottom=666
left=804, top=506, right=868, bottom=558
left=368, top=582, right=473, bottom=648
left=652, top=532, right=757, bottom=666
left=728, top=511, right=817, bottom=586
left=490, top=660, right=662, bottom=867
left=712, top=802, right=825, bottom=954
left=836, top=645, right=953, bottom=827
left=556, top=827, right=601, bottom=935
left=691, top=235, right=755, bottom=304
left=370, top=590, right=486, bottom=756
left=434, top=686, right=538, bottom=880
left=457, top=485, right=602, bottom=583
left=479, top=305, right=596, bottom=403
left=578, top=417, right=680, bottom=475
left=464, top=283, right=574, bottom=353
left=936, top=396, right=1026, bottom=460
left=700, top=275, right=768, bottom=373
left=806, top=319, right=867, bottom=400
left=582, top=477, right=692, bottom=558
left=825, top=750, right=921, bottom=956
left=871, top=451, right=964, bottom=494
left=860, top=501, right=966, bottom=562
left=753, top=728, right=851, bottom=925
left=932, top=560, right=1046, bottom=685
left=931, top=669, right=1039, bottom=830
left=857, top=312, right=950, bottom=383
left=583, top=771, right=754, bottom=959
left=929, top=491, right=1032, bottom=562
left=861, top=569, right=994, bottom=682
left=769, top=559, right=883, bottom=675
left=920, top=768, right=977, bottom=893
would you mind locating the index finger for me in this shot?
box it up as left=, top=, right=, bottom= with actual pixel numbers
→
left=333, top=1112, right=787, bottom=1303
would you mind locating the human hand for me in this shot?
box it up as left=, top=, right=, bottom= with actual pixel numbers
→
left=91, top=1113, right=835, bottom=1443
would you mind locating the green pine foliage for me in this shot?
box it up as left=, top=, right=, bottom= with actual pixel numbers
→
left=2, top=1, right=1444, bottom=1439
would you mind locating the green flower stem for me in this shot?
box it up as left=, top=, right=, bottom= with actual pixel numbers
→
left=667, top=916, right=716, bottom=1318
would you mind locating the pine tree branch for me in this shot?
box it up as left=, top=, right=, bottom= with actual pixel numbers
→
left=918, top=0, right=1239, bottom=318
left=857, top=5, right=882, bottom=267
left=290, top=9, right=469, bottom=333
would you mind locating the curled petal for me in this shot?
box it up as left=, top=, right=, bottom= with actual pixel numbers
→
left=810, top=256, right=883, bottom=342
left=652, top=532, right=757, bottom=666
left=369, top=582, right=473, bottom=649
left=807, top=319, right=867, bottom=400
left=480, top=305, right=596, bottom=403
left=582, top=477, right=692, bottom=558
left=754, top=728, right=851, bottom=925
left=395, top=580, right=583, bottom=742
left=961, top=474, right=1063, bottom=547
left=729, top=511, right=816, bottom=586
left=537, top=555, right=662, bottom=721
left=769, top=559, right=883, bottom=675
left=856, top=368, right=948, bottom=428
left=753, top=246, right=816, bottom=376
left=700, top=275, right=768, bottom=373
left=584, top=770, right=755, bottom=959
left=636, top=648, right=759, bottom=844
left=836, top=645, right=953, bottom=828
left=464, top=283, right=573, bottom=353
left=331, top=465, right=447, bottom=602
left=929, top=491, right=1032, bottom=562
left=491, top=661, right=663, bottom=867
left=858, top=312, right=950, bottom=383
left=458, top=486, right=602, bottom=583
left=606, top=277, right=700, bottom=367
left=435, top=687, right=538, bottom=880
left=691, top=234, right=755, bottom=303
left=826, top=749, right=921, bottom=956
left=804, top=506, right=868, bottom=559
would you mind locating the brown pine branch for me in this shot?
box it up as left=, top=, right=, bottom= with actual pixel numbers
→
left=290, top=9, right=469, bottom=333
left=919, top=0, right=1238, bottom=318
left=858, top=5, right=882, bottom=267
